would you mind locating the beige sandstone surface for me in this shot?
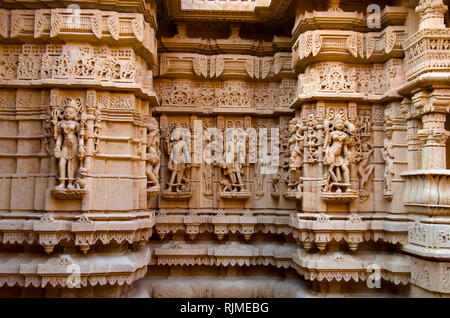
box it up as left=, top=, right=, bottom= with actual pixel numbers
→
left=0, top=0, right=449, bottom=297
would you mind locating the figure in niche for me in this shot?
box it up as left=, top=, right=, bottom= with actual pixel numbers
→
left=53, top=98, right=86, bottom=191
left=323, top=114, right=356, bottom=194
left=217, top=133, right=250, bottom=200
left=219, top=138, right=246, bottom=192
left=381, top=131, right=395, bottom=197
left=357, top=142, right=374, bottom=189
left=287, top=117, right=304, bottom=198
left=272, top=121, right=290, bottom=198
left=163, top=127, right=191, bottom=198
left=146, top=118, right=161, bottom=196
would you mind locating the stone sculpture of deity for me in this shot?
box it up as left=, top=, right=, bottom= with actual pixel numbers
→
left=323, top=114, right=356, bottom=193
left=53, top=98, right=86, bottom=190
left=287, top=117, right=304, bottom=195
left=166, top=128, right=191, bottom=194
left=382, top=131, right=395, bottom=196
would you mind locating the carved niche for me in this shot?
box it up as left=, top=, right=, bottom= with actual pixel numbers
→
left=286, top=117, right=304, bottom=200
left=162, top=121, right=192, bottom=200
left=215, top=119, right=251, bottom=200
left=50, top=96, right=88, bottom=199
left=321, top=107, right=358, bottom=202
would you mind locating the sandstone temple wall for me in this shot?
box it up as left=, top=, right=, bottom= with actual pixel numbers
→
left=0, top=0, right=448, bottom=297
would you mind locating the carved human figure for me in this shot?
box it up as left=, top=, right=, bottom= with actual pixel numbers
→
left=382, top=133, right=395, bottom=194
left=323, top=115, right=356, bottom=191
left=220, top=151, right=245, bottom=192
left=357, top=142, right=374, bottom=189
left=167, top=128, right=191, bottom=193
left=288, top=118, right=304, bottom=171
left=287, top=117, right=304, bottom=191
left=146, top=118, right=161, bottom=190
left=54, top=98, right=86, bottom=190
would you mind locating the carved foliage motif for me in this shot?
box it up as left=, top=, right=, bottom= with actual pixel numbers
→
left=155, top=79, right=296, bottom=110
left=298, top=62, right=386, bottom=95
left=0, top=44, right=143, bottom=85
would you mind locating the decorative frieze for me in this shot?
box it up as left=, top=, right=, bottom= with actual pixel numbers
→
left=292, top=27, right=407, bottom=71
left=0, top=44, right=155, bottom=98
left=154, top=79, right=296, bottom=113
left=1, top=9, right=157, bottom=64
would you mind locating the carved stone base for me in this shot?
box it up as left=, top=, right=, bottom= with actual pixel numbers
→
left=284, top=190, right=303, bottom=200
left=147, top=186, right=160, bottom=197
left=384, top=191, right=393, bottom=200
left=321, top=189, right=358, bottom=203
left=219, top=190, right=251, bottom=200
left=51, top=188, right=86, bottom=200
left=162, top=190, right=192, bottom=200
left=271, top=191, right=280, bottom=198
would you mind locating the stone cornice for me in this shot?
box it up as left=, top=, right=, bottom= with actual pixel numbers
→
left=164, top=0, right=292, bottom=23
left=0, top=247, right=150, bottom=288
left=158, top=52, right=294, bottom=80
left=0, top=8, right=157, bottom=67
left=292, top=27, right=408, bottom=72
left=150, top=241, right=411, bottom=285
left=160, top=24, right=291, bottom=55
left=0, top=0, right=158, bottom=28
left=292, top=6, right=408, bottom=40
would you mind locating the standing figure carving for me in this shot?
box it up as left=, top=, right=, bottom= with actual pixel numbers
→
left=287, top=117, right=304, bottom=198
left=357, top=143, right=374, bottom=190
left=53, top=98, right=87, bottom=193
left=163, top=127, right=192, bottom=199
left=382, top=131, right=395, bottom=197
left=322, top=114, right=356, bottom=194
left=146, top=117, right=161, bottom=196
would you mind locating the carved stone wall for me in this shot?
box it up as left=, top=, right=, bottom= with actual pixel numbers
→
left=0, top=0, right=449, bottom=297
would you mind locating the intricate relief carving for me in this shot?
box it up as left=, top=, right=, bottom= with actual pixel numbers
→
left=0, top=44, right=145, bottom=87
left=217, top=81, right=252, bottom=107
left=312, top=33, right=322, bottom=56
left=346, top=33, right=358, bottom=58
left=193, top=55, right=208, bottom=78
left=10, top=11, right=23, bottom=38
left=91, top=11, right=102, bottom=39
left=155, top=79, right=295, bottom=112
left=298, top=62, right=387, bottom=96
left=356, top=111, right=374, bottom=200
left=381, top=129, right=395, bottom=199
left=50, top=11, right=62, bottom=38
left=146, top=118, right=161, bottom=197
left=385, top=29, right=397, bottom=54
left=163, top=123, right=192, bottom=199
left=131, top=15, right=144, bottom=42
left=366, top=34, right=376, bottom=59
left=0, top=9, right=7, bottom=38
left=51, top=97, right=87, bottom=199
left=321, top=109, right=358, bottom=201
left=286, top=117, right=304, bottom=199
left=305, top=114, right=319, bottom=163
left=107, top=15, right=120, bottom=40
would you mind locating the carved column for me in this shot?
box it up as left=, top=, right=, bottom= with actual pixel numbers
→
left=400, top=0, right=450, bottom=296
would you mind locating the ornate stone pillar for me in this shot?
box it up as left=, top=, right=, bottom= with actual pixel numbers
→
left=400, top=0, right=450, bottom=296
